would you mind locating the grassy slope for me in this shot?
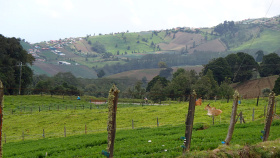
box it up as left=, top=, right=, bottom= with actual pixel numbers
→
left=88, top=31, right=167, bottom=55
left=231, top=29, right=280, bottom=53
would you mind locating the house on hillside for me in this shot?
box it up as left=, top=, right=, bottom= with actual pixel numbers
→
left=58, top=61, right=71, bottom=65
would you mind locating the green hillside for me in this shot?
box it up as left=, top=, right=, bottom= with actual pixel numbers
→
left=21, top=16, right=280, bottom=78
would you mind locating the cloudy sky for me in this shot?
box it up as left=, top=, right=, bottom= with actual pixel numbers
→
left=1, top=0, right=279, bottom=43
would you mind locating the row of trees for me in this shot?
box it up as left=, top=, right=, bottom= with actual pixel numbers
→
left=0, top=34, right=35, bottom=95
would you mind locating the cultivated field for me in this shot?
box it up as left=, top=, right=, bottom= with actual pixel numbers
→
left=2, top=94, right=280, bottom=157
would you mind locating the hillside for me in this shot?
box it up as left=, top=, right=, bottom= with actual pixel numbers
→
left=20, top=15, right=280, bottom=78
left=232, top=75, right=279, bottom=99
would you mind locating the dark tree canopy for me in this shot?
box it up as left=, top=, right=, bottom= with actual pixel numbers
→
left=0, top=34, right=35, bottom=94
left=273, top=75, right=280, bottom=95
left=146, top=75, right=169, bottom=92
left=255, top=50, right=264, bottom=62
left=259, top=53, right=280, bottom=77
left=203, top=57, right=232, bottom=84
left=91, top=41, right=106, bottom=54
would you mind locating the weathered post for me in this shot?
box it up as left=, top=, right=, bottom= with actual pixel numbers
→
left=263, top=92, right=275, bottom=142
left=64, top=126, right=66, bottom=137
left=256, top=96, right=259, bottom=106
left=240, top=111, right=243, bottom=124
left=85, top=124, right=87, bottom=134
left=132, top=119, right=134, bottom=129
left=157, top=117, right=159, bottom=127
left=106, top=85, right=119, bottom=158
left=43, top=129, right=45, bottom=138
left=252, top=108, right=255, bottom=121
left=22, top=131, right=24, bottom=141
left=183, top=90, right=196, bottom=154
left=0, top=80, right=4, bottom=157
left=264, top=105, right=267, bottom=117
left=225, top=90, right=239, bottom=145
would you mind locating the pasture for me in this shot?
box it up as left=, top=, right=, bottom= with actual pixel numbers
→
left=2, top=95, right=280, bottom=157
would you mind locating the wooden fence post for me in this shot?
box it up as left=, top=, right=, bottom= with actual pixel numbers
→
left=22, top=131, right=24, bottom=141
left=252, top=108, right=255, bottom=121
left=39, top=106, right=40, bottom=112
left=85, top=124, right=87, bottom=134
left=240, top=111, right=243, bottom=124
left=256, top=96, right=259, bottom=106
left=43, top=129, right=45, bottom=138
left=64, top=126, right=66, bottom=137
left=132, top=119, right=134, bottom=129
left=183, top=90, right=196, bottom=154
left=263, top=92, right=275, bottom=142
left=264, top=105, right=266, bottom=117
left=0, top=80, right=4, bottom=157
left=157, top=117, right=159, bottom=127
left=106, top=85, right=119, bottom=158
left=225, top=90, right=239, bottom=145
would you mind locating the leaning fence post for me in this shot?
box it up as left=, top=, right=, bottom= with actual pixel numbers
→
left=225, top=90, right=239, bottom=145
left=183, top=90, right=196, bottom=154
left=106, top=85, right=119, bottom=158
left=0, top=80, right=4, bottom=157
left=263, top=92, right=275, bottom=142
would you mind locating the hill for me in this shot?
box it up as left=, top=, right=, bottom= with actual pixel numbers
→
left=107, top=65, right=203, bottom=81
left=20, top=15, right=280, bottom=78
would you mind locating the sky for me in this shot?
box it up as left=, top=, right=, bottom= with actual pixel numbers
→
left=1, top=0, right=280, bottom=43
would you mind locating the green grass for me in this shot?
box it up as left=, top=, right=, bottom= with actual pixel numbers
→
left=3, top=119, right=280, bottom=157
left=232, top=28, right=280, bottom=53
left=88, top=32, right=166, bottom=55
left=3, top=95, right=279, bottom=144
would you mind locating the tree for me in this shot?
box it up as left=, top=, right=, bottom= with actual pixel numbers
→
left=0, top=35, right=35, bottom=94
left=255, top=50, right=264, bottom=62
left=146, top=75, right=169, bottom=92
left=218, top=77, right=234, bottom=101
left=203, top=57, right=232, bottom=84
left=158, top=61, right=167, bottom=68
left=91, top=41, right=106, bottom=54
left=167, top=71, right=191, bottom=100
left=225, top=52, right=258, bottom=82
left=97, top=69, right=105, bottom=78
left=273, top=75, right=280, bottom=95
left=259, top=53, right=280, bottom=77
left=159, top=67, right=173, bottom=80
left=193, top=70, right=219, bottom=99
left=132, top=81, right=146, bottom=99
left=149, top=80, right=167, bottom=102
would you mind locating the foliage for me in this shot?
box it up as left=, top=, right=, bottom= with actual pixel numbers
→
left=159, top=67, right=173, bottom=80
left=97, top=69, right=105, bottom=78
left=273, top=76, right=280, bottom=95
left=259, top=53, right=280, bottom=77
left=218, top=77, right=234, bottom=100
left=225, top=52, right=259, bottom=82
left=146, top=75, right=169, bottom=92
left=255, top=50, right=264, bottom=62
left=91, top=41, right=106, bottom=54
left=262, top=88, right=271, bottom=97
left=0, top=34, right=35, bottom=94
left=203, top=57, right=232, bottom=84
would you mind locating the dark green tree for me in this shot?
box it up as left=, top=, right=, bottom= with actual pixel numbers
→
left=273, top=75, right=280, bottom=95
left=159, top=67, right=173, bottom=79
left=97, top=69, right=105, bottom=78
left=0, top=34, right=35, bottom=94
left=255, top=50, right=264, bottom=62
left=259, top=53, right=280, bottom=77
left=91, top=41, right=106, bottom=54
left=146, top=75, right=169, bottom=92
left=203, top=57, right=232, bottom=84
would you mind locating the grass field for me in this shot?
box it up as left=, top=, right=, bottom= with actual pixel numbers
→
left=232, top=29, right=280, bottom=53
left=2, top=94, right=280, bottom=157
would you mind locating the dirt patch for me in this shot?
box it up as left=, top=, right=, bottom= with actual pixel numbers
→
left=232, top=75, right=279, bottom=99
